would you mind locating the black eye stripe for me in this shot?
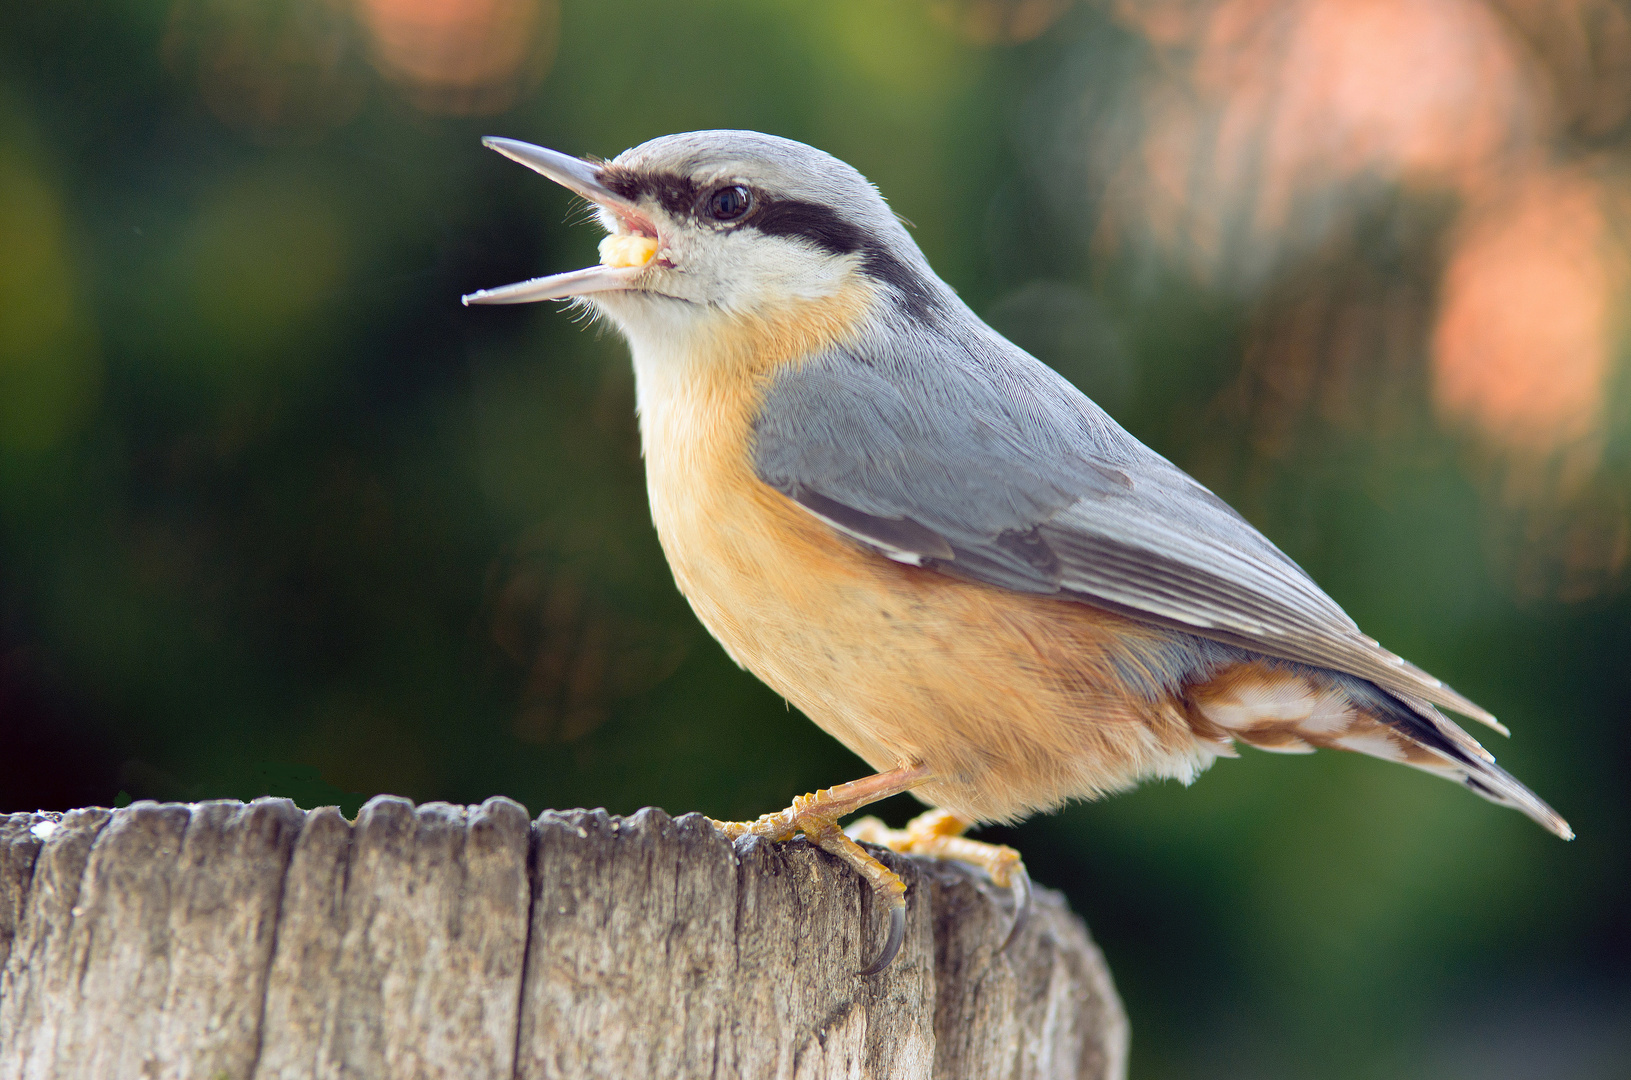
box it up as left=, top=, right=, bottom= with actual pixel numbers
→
left=752, top=199, right=940, bottom=319
left=598, top=167, right=699, bottom=216
left=595, top=167, right=943, bottom=320
left=601, top=169, right=861, bottom=249
left=751, top=199, right=866, bottom=256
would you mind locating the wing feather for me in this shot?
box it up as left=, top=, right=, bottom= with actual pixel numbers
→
left=752, top=322, right=1502, bottom=730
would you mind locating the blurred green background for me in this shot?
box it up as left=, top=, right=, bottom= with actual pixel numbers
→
left=2, top=0, right=1627, bottom=1076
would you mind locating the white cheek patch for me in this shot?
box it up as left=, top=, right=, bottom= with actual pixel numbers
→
left=701, top=230, right=860, bottom=311
left=604, top=226, right=866, bottom=350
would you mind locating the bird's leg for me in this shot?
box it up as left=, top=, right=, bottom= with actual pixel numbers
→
left=709, top=763, right=930, bottom=975
left=846, top=808, right=1032, bottom=953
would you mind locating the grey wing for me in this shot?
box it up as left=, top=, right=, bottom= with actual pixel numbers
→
left=751, top=325, right=1502, bottom=730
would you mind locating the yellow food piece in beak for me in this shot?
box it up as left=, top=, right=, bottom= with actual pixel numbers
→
left=599, top=234, right=659, bottom=269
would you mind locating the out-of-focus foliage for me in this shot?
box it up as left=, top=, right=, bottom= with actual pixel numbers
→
left=1, top=1, right=1627, bottom=1077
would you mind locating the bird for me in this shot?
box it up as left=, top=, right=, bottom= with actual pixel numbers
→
left=463, top=130, right=1572, bottom=974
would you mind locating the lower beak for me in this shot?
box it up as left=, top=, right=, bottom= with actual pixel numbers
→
left=461, top=263, right=643, bottom=306
left=462, top=137, right=653, bottom=307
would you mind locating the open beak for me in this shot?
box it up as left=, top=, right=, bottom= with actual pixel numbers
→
left=462, top=137, right=656, bottom=306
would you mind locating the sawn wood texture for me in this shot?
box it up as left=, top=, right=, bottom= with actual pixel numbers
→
left=0, top=797, right=1127, bottom=1080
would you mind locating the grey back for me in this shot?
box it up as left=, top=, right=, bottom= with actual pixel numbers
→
left=750, top=301, right=1490, bottom=722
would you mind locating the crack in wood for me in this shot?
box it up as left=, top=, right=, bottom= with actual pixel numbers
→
left=0, top=799, right=1126, bottom=1079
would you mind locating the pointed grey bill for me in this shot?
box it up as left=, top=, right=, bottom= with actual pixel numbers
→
left=462, top=137, right=652, bottom=307
left=462, top=264, right=642, bottom=306
left=480, top=136, right=641, bottom=214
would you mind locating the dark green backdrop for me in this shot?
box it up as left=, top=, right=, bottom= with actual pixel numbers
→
left=2, top=2, right=1626, bottom=1077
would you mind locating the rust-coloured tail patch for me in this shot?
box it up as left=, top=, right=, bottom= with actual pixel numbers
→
left=1188, top=663, right=1438, bottom=765
left=1185, top=660, right=1573, bottom=839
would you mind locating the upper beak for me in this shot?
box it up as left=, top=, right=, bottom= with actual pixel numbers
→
left=462, top=137, right=656, bottom=307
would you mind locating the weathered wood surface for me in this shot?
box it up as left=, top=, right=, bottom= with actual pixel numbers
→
left=0, top=797, right=1127, bottom=1080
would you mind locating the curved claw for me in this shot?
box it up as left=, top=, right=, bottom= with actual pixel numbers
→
left=996, top=862, right=1032, bottom=955
left=858, top=901, right=907, bottom=977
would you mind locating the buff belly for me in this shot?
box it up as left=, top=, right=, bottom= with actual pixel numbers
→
left=630, top=316, right=1217, bottom=823
left=602, top=259, right=1566, bottom=841
left=673, top=511, right=1219, bottom=822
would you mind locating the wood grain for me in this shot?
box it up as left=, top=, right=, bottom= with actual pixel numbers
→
left=0, top=798, right=1127, bottom=1080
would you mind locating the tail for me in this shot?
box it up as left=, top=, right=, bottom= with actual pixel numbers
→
left=1186, top=660, right=1573, bottom=840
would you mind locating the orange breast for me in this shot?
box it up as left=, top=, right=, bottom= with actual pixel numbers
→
left=631, top=292, right=1218, bottom=822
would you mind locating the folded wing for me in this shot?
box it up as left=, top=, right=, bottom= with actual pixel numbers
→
left=751, top=320, right=1501, bottom=730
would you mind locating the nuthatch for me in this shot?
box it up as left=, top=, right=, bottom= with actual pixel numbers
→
left=464, top=131, right=1572, bottom=974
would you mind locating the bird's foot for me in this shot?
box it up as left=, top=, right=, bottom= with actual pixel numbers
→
left=846, top=808, right=1032, bottom=953
left=708, top=765, right=929, bottom=975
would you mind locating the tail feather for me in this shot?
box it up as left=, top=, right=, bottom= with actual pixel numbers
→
left=1186, top=660, right=1573, bottom=840
left=1359, top=685, right=1574, bottom=841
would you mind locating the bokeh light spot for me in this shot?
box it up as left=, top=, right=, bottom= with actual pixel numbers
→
left=1432, top=170, right=1619, bottom=454
left=927, top=0, right=1073, bottom=44
left=354, top=0, right=558, bottom=115
left=1108, top=0, right=1536, bottom=284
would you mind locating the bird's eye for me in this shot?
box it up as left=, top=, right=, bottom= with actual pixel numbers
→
left=707, top=185, right=753, bottom=222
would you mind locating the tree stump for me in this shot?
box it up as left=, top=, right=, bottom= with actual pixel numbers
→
left=0, top=796, right=1128, bottom=1080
